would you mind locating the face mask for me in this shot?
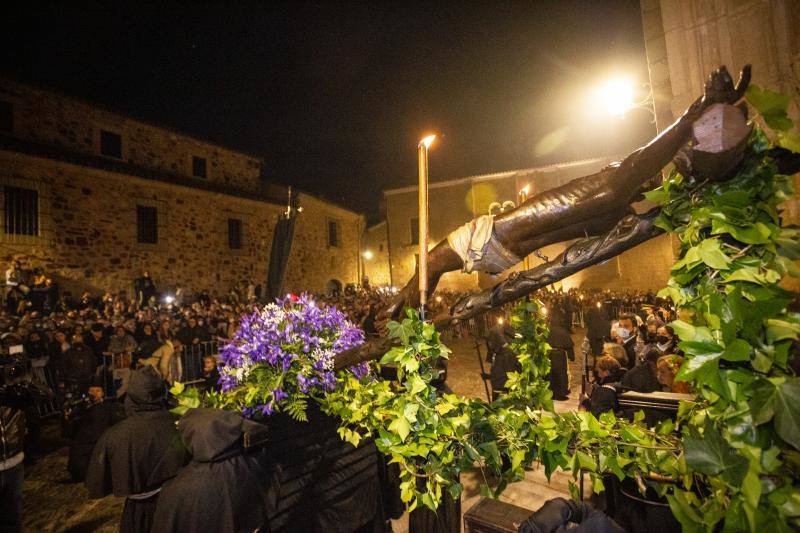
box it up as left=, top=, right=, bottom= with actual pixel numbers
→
left=656, top=335, right=670, bottom=345
left=616, top=327, right=631, bottom=340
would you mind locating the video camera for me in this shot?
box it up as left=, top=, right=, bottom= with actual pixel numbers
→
left=61, top=391, right=95, bottom=417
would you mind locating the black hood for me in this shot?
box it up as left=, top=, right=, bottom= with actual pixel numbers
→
left=179, top=408, right=243, bottom=462
left=124, top=366, right=166, bottom=414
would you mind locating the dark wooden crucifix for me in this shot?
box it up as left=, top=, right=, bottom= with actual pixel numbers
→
left=333, top=65, right=800, bottom=370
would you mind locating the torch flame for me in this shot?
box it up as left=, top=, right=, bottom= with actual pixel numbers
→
left=419, top=134, right=437, bottom=149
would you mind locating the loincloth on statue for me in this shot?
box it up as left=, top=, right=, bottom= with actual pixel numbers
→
left=446, top=214, right=521, bottom=275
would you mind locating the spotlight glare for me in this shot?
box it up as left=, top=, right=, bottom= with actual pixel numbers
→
left=597, top=77, right=634, bottom=116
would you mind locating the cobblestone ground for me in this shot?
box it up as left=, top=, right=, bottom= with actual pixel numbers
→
left=21, top=426, right=123, bottom=532
left=22, top=328, right=588, bottom=532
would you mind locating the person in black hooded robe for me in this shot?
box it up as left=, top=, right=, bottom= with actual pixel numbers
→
left=86, top=366, right=187, bottom=533
left=152, top=408, right=271, bottom=533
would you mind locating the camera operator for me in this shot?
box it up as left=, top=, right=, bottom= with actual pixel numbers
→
left=1, top=358, right=47, bottom=532
left=62, top=379, right=124, bottom=483
left=59, top=332, right=97, bottom=394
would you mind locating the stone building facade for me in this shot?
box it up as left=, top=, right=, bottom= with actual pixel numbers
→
left=0, top=78, right=363, bottom=298
left=382, top=157, right=680, bottom=294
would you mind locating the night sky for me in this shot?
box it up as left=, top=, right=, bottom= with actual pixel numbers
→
left=2, top=1, right=654, bottom=219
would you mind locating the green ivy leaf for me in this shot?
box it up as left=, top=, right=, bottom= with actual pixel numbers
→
left=389, top=416, right=411, bottom=442
left=778, top=129, right=800, bottom=153
left=667, top=490, right=705, bottom=533
left=643, top=188, right=669, bottom=204
left=479, top=441, right=502, bottom=467
left=722, top=339, right=751, bottom=362
left=712, top=219, right=772, bottom=245
left=765, top=319, right=800, bottom=344
left=670, top=320, right=697, bottom=342
left=676, top=341, right=724, bottom=381
left=774, top=379, right=800, bottom=449
left=746, top=85, right=794, bottom=132
left=448, top=482, right=463, bottom=501
left=684, top=423, right=748, bottom=486
left=698, top=238, right=732, bottom=270
left=741, top=466, right=762, bottom=509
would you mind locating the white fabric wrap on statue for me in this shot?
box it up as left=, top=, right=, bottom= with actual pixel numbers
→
left=446, top=214, right=520, bottom=275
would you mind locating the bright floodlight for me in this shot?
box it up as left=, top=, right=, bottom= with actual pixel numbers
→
left=163, top=295, right=174, bottom=304
left=419, top=134, right=437, bottom=149
left=598, top=78, right=634, bottom=116
left=362, top=250, right=373, bottom=260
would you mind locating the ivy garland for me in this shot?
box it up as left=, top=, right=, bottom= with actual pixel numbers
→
left=174, top=85, right=799, bottom=532
left=640, top=84, right=800, bottom=532
left=321, top=302, right=682, bottom=513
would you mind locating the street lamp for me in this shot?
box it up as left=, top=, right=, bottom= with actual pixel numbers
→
left=418, top=133, right=437, bottom=320
left=362, top=250, right=373, bottom=260
left=593, top=77, right=656, bottom=122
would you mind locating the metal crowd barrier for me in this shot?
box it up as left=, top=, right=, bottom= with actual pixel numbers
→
left=178, top=340, right=220, bottom=385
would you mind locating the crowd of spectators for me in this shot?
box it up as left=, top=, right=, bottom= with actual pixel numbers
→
left=480, top=285, right=689, bottom=420
left=1, top=258, right=699, bottom=531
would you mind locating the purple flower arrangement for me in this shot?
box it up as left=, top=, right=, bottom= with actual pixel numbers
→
left=217, top=293, right=369, bottom=418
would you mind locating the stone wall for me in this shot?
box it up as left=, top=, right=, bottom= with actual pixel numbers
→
left=283, top=193, right=364, bottom=294
left=362, top=221, right=392, bottom=287
left=0, top=152, right=363, bottom=299
left=0, top=78, right=262, bottom=193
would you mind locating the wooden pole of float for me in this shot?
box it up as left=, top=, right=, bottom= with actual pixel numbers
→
left=417, top=134, right=436, bottom=321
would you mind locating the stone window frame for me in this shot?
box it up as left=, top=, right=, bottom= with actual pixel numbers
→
left=227, top=217, right=243, bottom=249
left=191, top=154, right=208, bottom=179
left=326, top=217, right=341, bottom=248
left=95, top=123, right=126, bottom=161
left=222, top=207, right=252, bottom=255
left=0, top=175, right=53, bottom=248
left=131, top=196, right=168, bottom=252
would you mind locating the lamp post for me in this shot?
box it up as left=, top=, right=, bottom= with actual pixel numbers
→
left=418, top=134, right=436, bottom=320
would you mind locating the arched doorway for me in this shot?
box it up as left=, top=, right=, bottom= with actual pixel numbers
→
left=326, top=279, right=342, bottom=296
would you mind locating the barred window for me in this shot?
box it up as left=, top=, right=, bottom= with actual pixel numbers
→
left=0, top=101, right=12, bottom=133
left=100, top=130, right=122, bottom=159
left=228, top=218, right=242, bottom=249
left=3, top=186, right=39, bottom=236
left=136, top=205, right=158, bottom=244
left=192, top=156, right=207, bottom=178
left=328, top=219, right=340, bottom=247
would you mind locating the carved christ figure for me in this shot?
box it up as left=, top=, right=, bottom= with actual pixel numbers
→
left=383, top=66, right=752, bottom=319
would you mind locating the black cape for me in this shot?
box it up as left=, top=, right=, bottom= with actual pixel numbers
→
left=86, top=366, right=187, bottom=533
left=65, top=399, right=124, bottom=482
left=152, top=408, right=271, bottom=533
left=261, top=403, right=384, bottom=533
